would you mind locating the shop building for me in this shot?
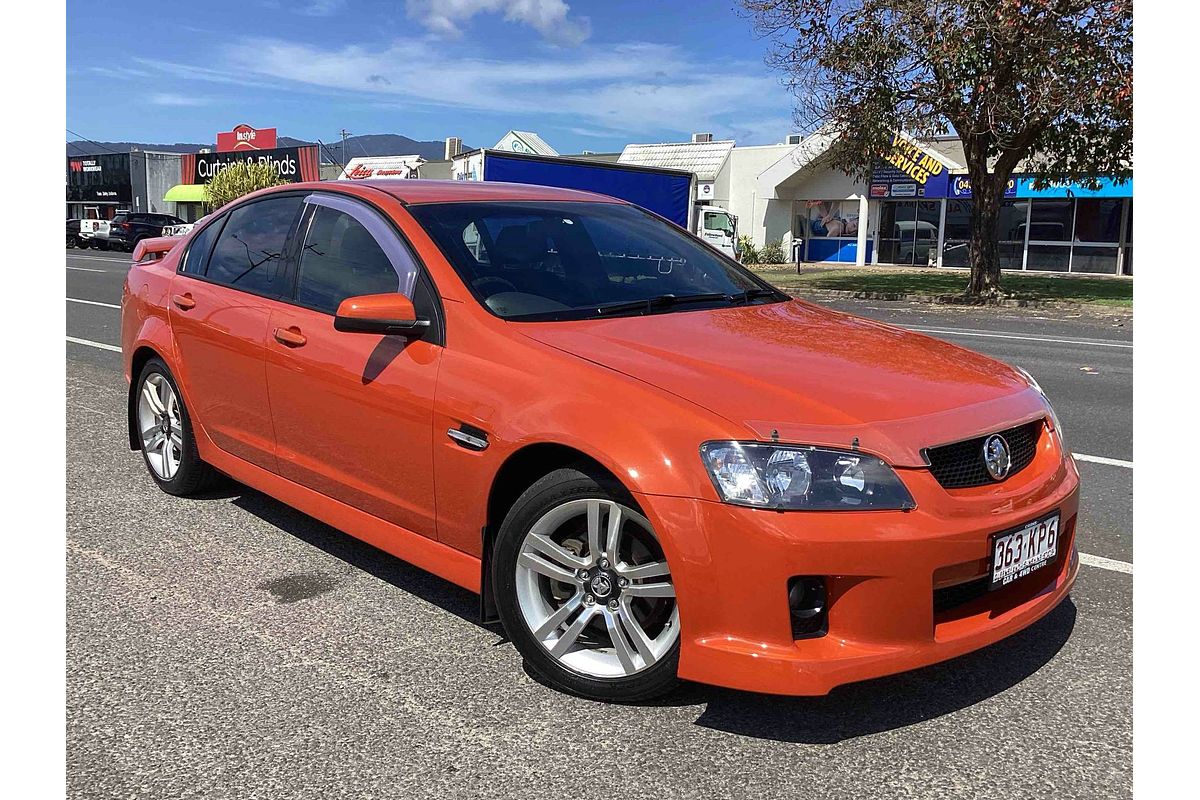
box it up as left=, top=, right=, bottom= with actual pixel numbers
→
left=622, top=131, right=1132, bottom=275
left=67, top=150, right=187, bottom=220
left=66, top=153, right=132, bottom=220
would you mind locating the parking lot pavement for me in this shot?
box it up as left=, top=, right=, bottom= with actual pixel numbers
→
left=66, top=249, right=1132, bottom=798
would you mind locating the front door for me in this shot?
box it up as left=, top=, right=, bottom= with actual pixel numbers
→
left=169, top=194, right=305, bottom=471
left=264, top=194, right=442, bottom=539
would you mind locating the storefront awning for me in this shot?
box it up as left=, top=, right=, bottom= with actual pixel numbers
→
left=163, top=184, right=208, bottom=203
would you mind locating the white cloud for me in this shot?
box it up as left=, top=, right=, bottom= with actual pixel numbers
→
left=298, top=0, right=346, bottom=16
left=405, top=0, right=590, bottom=46
left=149, top=92, right=210, bottom=107
left=182, top=37, right=792, bottom=142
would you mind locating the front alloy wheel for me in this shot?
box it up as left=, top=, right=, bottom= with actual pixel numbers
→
left=494, top=467, right=681, bottom=701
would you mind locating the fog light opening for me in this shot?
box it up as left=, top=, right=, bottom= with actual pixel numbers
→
left=787, top=576, right=828, bottom=639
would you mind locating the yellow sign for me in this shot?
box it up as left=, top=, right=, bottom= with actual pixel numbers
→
left=880, top=134, right=945, bottom=185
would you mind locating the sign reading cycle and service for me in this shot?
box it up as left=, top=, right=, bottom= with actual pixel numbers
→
left=870, top=135, right=950, bottom=199
left=181, top=145, right=320, bottom=185
left=216, top=124, right=278, bottom=152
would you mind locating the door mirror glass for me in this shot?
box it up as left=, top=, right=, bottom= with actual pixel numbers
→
left=334, top=293, right=429, bottom=335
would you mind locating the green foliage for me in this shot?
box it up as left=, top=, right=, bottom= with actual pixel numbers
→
left=204, top=161, right=287, bottom=212
left=737, top=234, right=760, bottom=264
left=759, top=240, right=786, bottom=264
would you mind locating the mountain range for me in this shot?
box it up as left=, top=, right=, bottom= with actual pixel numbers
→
left=66, top=133, right=457, bottom=162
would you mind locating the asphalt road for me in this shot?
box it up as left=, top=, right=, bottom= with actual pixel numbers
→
left=66, top=248, right=1133, bottom=798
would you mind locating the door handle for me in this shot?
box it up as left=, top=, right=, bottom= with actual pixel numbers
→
left=273, top=326, right=307, bottom=348
left=171, top=293, right=196, bottom=311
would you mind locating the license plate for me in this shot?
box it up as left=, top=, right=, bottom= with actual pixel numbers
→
left=990, top=512, right=1060, bottom=590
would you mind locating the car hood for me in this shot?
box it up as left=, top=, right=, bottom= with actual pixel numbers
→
left=514, top=300, right=1047, bottom=467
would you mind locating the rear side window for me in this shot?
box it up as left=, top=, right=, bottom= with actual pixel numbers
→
left=205, top=196, right=303, bottom=295
left=295, top=198, right=418, bottom=314
left=179, top=217, right=225, bottom=275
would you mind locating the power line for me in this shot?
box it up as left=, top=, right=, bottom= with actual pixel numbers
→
left=65, top=128, right=123, bottom=154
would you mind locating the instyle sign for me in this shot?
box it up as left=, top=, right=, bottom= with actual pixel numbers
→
left=216, top=124, right=278, bottom=152
left=338, top=155, right=424, bottom=180
left=181, top=145, right=320, bottom=184
left=870, top=135, right=950, bottom=199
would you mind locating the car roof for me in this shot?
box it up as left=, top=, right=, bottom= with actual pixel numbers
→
left=267, top=179, right=628, bottom=206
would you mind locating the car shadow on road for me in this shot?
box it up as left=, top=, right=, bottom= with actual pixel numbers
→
left=688, top=599, right=1077, bottom=743
left=229, top=488, right=483, bottom=629
left=220, top=482, right=1076, bottom=743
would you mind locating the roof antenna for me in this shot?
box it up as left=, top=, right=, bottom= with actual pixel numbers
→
left=771, top=429, right=780, bottom=443
left=851, top=436, right=860, bottom=451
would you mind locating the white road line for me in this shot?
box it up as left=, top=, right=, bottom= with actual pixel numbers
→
left=66, top=336, right=120, bottom=353
left=906, top=326, right=1133, bottom=349
left=67, top=254, right=131, bottom=263
left=1079, top=552, right=1133, bottom=574
left=67, top=297, right=120, bottom=309
left=66, top=266, right=106, bottom=273
left=1074, top=453, right=1134, bottom=469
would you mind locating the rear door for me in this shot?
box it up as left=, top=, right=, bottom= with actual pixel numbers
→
left=264, top=193, right=443, bottom=538
left=169, top=194, right=305, bottom=471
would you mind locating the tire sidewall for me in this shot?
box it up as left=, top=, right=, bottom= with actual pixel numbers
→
left=492, top=466, right=681, bottom=703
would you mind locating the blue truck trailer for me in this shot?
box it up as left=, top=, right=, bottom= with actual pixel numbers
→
left=448, top=149, right=739, bottom=258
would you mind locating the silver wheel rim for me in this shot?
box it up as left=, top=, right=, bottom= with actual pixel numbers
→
left=137, top=372, right=183, bottom=481
left=515, top=499, right=679, bottom=679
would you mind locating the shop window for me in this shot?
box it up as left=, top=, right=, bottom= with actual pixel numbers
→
left=941, top=199, right=1025, bottom=270
left=1027, top=245, right=1071, bottom=272
left=804, top=200, right=861, bottom=263
left=1071, top=246, right=1120, bottom=274
left=1073, top=199, right=1122, bottom=243
left=1025, top=200, right=1073, bottom=242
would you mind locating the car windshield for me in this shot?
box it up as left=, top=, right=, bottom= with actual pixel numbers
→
left=408, top=201, right=782, bottom=320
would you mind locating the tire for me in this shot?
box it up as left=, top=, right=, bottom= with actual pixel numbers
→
left=133, top=358, right=218, bottom=496
left=492, top=465, right=681, bottom=702
left=77, top=239, right=90, bottom=249
left=66, top=235, right=78, bottom=249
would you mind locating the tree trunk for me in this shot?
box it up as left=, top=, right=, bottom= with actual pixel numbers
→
left=967, top=177, right=1003, bottom=297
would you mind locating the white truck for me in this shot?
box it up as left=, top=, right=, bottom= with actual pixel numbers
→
left=694, top=205, right=738, bottom=259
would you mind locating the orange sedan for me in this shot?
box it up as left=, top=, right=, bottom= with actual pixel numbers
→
left=121, top=180, right=1078, bottom=701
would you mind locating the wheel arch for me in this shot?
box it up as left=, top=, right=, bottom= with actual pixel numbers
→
left=479, top=442, right=626, bottom=624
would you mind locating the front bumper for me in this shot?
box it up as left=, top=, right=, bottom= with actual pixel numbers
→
left=637, top=430, right=1080, bottom=696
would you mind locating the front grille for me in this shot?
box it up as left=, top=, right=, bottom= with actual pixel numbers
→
left=933, top=576, right=990, bottom=614
left=925, top=420, right=1043, bottom=489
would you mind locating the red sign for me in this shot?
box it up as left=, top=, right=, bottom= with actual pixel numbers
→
left=216, top=124, right=278, bottom=152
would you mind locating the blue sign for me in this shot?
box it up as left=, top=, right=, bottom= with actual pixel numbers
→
left=1015, top=177, right=1132, bottom=199
left=949, top=175, right=1017, bottom=199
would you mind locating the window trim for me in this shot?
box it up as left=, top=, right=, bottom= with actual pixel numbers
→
left=278, top=190, right=446, bottom=346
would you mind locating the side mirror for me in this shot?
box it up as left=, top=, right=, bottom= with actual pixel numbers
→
left=334, top=293, right=430, bottom=336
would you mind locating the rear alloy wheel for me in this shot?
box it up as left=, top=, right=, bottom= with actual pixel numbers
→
left=494, top=467, right=681, bottom=701
left=133, top=359, right=217, bottom=496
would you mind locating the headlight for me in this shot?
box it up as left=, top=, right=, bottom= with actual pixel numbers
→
left=699, top=441, right=916, bottom=511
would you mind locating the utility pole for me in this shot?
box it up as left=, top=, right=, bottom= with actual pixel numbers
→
left=339, top=129, right=352, bottom=170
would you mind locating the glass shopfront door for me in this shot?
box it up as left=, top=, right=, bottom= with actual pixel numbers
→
left=878, top=200, right=940, bottom=265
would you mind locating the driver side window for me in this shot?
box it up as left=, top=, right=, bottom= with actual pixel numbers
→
left=296, top=203, right=419, bottom=315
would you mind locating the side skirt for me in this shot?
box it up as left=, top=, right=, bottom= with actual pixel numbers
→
left=202, top=442, right=482, bottom=595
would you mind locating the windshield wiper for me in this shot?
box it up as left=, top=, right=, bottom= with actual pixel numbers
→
left=594, top=293, right=734, bottom=316
left=730, top=288, right=782, bottom=304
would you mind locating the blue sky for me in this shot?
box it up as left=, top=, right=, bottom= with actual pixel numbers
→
left=66, top=0, right=799, bottom=154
